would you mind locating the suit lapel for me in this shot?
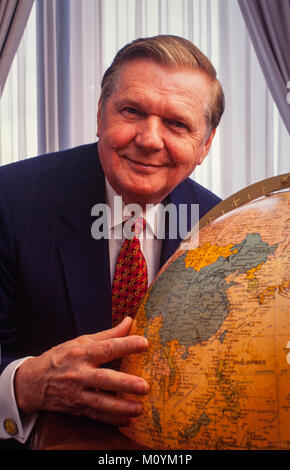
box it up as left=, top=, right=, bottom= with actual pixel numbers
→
left=158, top=194, right=182, bottom=270
left=159, top=185, right=198, bottom=269
left=59, top=233, right=111, bottom=336
left=159, top=236, right=181, bottom=270
left=59, top=149, right=112, bottom=336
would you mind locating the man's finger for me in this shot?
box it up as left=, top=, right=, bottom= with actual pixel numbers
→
left=85, top=367, right=149, bottom=395
left=87, top=334, right=148, bottom=365
left=82, top=389, right=143, bottom=417
left=91, top=316, right=133, bottom=342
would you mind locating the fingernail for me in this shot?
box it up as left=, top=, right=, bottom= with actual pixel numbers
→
left=134, top=380, right=149, bottom=394
left=133, top=402, right=143, bottom=414
left=136, top=337, right=148, bottom=348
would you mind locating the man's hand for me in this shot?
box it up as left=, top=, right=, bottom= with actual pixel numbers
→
left=14, top=317, right=149, bottom=426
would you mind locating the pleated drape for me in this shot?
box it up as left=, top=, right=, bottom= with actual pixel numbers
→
left=0, top=0, right=34, bottom=96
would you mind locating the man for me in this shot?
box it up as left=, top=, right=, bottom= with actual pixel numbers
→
left=0, top=35, right=224, bottom=447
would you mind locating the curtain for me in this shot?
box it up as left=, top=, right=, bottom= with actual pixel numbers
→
left=1, top=0, right=289, bottom=199
left=0, top=0, right=34, bottom=96
left=0, top=1, right=37, bottom=164
left=217, top=0, right=289, bottom=191
left=36, top=0, right=72, bottom=154
left=238, top=0, right=290, bottom=134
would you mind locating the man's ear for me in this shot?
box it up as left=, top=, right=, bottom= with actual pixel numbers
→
left=198, top=128, right=216, bottom=165
left=97, top=98, right=102, bottom=138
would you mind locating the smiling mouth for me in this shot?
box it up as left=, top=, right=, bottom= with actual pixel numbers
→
left=122, top=155, right=165, bottom=168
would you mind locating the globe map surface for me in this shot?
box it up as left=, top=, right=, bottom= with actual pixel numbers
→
left=120, top=190, right=290, bottom=450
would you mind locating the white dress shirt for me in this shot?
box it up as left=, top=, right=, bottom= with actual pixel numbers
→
left=0, top=178, right=163, bottom=444
left=105, top=178, right=163, bottom=286
left=0, top=358, right=37, bottom=443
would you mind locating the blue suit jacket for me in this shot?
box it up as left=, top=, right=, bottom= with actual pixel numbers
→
left=0, top=143, right=221, bottom=373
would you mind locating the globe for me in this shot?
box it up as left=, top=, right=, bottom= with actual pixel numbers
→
left=119, top=187, right=290, bottom=450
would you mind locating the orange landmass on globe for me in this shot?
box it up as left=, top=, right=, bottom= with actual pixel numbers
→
left=258, top=279, right=290, bottom=304
left=184, top=242, right=238, bottom=271
left=246, top=264, right=262, bottom=279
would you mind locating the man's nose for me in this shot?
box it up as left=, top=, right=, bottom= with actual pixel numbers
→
left=134, top=117, right=164, bottom=151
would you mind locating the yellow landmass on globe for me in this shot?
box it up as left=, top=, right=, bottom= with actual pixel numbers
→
left=245, top=264, right=262, bottom=291
left=184, top=242, right=238, bottom=271
left=246, top=264, right=262, bottom=279
left=258, top=279, right=290, bottom=304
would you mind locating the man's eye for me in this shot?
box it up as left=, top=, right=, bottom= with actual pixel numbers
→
left=123, top=107, right=138, bottom=115
left=168, top=120, right=188, bottom=130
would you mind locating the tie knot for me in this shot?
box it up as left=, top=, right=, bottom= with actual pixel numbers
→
left=132, top=217, right=146, bottom=239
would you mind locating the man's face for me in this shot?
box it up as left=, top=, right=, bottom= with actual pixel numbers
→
left=97, top=59, right=216, bottom=207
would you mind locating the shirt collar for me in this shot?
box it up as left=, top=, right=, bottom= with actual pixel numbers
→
left=105, top=178, right=163, bottom=237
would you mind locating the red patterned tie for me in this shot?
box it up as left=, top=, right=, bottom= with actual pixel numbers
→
left=112, top=217, right=148, bottom=326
